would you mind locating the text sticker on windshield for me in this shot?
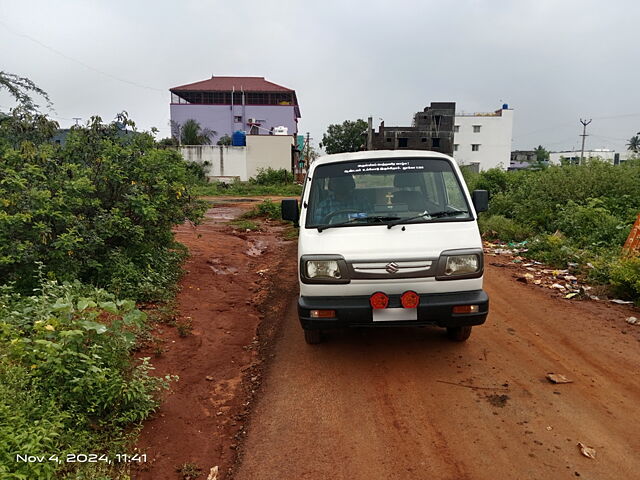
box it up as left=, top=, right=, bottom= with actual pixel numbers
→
left=344, top=161, right=425, bottom=174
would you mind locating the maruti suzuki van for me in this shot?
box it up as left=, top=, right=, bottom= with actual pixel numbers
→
left=281, top=150, right=489, bottom=344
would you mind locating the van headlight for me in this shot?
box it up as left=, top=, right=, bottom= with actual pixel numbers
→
left=300, top=255, right=350, bottom=284
left=436, top=250, right=483, bottom=280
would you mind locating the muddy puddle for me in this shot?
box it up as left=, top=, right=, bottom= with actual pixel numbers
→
left=246, top=240, right=267, bottom=257
left=204, top=206, right=243, bottom=222
left=206, top=257, right=239, bottom=275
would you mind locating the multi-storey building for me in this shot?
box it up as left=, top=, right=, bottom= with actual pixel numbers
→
left=169, top=76, right=300, bottom=143
left=368, top=102, right=456, bottom=155
left=368, top=103, right=513, bottom=171
left=453, top=106, right=514, bottom=171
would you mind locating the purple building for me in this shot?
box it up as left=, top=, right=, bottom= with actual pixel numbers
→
left=170, top=76, right=301, bottom=143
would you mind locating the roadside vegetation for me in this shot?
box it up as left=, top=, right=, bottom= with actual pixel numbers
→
left=194, top=167, right=302, bottom=197
left=463, top=159, right=640, bottom=301
left=1, top=72, right=205, bottom=479
left=228, top=198, right=299, bottom=241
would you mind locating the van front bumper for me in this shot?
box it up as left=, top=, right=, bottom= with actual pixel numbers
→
left=298, top=290, right=488, bottom=329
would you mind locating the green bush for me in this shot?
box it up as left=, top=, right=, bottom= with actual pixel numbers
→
left=468, top=160, right=640, bottom=299
left=607, top=256, right=640, bottom=299
left=0, top=115, right=206, bottom=299
left=184, top=161, right=208, bottom=184
left=479, top=214, right=533, bottom=242
left=0, top=280, right=173, bottom=479
left=241, top=199, right=281, bottom=221
left=251, top=167, right=294, bottom=185
left=255, top=199, right=281, bottom=219
left=555, top=199, right=629, bottom=248
left=525, top=232, right=586, bottom=267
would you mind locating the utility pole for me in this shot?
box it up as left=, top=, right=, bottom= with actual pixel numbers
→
left=579, top=118, right=592, bottom=165
left=305, top=132, right=311, bottom=169
left=72, top=117, right=82, bottom=126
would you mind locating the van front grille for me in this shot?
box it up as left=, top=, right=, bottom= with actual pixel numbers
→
left=348, top=259, right=436, bottom=279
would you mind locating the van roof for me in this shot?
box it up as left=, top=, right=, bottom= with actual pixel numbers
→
left=312, top=150, right=455, bottom=167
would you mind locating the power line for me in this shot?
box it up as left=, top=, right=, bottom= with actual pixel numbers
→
left=513, top=112, right=640, bottom=140
left=0, top=20, right=164, bottom=93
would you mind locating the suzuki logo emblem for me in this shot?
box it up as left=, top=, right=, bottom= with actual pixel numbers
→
left=385, top=262, right=400, bottom=274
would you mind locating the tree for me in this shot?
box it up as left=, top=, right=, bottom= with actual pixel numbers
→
left=0, top=113, right=205, bottom=296
left=157, top=136, right=179, bottom=148
left=177, top=119, right=215, bottom=145
left=0, top=71, right=58, bottom=148
left=627, top=135, right=640, bottom=153
left=0, top=71, right=51, bottom=112
left=320, top=119, right=368, bottom=154
left=217, top=134, right=232, bottom=146
left=0, top=106, right=59, bottom=148
left=534, top=145, right=550, bottom=163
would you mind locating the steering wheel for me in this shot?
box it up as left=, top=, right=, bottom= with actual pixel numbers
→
left=322, top=209, right=362, bottom=224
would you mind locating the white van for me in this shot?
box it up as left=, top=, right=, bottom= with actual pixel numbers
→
left=281, top=150, right=489, bottom=344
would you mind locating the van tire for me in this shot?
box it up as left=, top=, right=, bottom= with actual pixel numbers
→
left=446, top=326, right=472, bottom=342
left=304, top=329, right=322, bottom=345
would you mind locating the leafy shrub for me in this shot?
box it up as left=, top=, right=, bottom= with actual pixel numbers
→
left=241, top=199, right=281, bottom=221
left=525, top=232, right=584, bottom=267
left=250, top=167, right=294, bottom=185
left=469, top=167, right=510, bottom=196
left=0, top=280, right=173, bottom=478
left=607, top=256, right=640, bottom=299
left=0, top=114, right=206, bottom=299
left=184, top=160, right=208, bottom=184
left=555, top=199, right=629, bottom=248
left=480, top=214, right=533, bottom=242
left=467, top=159, right=640, bottom=300
left=256, top=199, right=281, bottom=219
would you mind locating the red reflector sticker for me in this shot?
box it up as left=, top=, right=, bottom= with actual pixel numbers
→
left=400, top=291, right=420, bottom=309
left=370, top=292, right=389, bottom=309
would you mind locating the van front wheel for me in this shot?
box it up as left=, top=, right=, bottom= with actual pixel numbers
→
left=446, top=326, right=472, bottom=342
left=304, top=329, right=322, bottom=345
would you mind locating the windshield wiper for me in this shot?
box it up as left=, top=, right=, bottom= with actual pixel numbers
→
left=387, top=210, right=469, bottom=229
left=317, top=215, right=400, bottom=232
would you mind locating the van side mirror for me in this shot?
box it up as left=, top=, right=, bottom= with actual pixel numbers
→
left=281, top=199, right=300, bottom=225
left=471, top=190, right=489, bottom=213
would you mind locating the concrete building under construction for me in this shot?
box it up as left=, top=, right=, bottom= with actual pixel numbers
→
left=367, top=102, right=456, bottom=155
left=367, top=102, right=514, bottom=171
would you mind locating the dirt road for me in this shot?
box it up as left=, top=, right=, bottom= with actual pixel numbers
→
left=235, top=257, right=640, bottom=479
left=134, top=198, right=297, bottom=479
left=132, top=200, right=639, bottom=480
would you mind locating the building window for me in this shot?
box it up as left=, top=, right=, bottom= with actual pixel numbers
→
left=473, top=125, right=481, bottom=133
left=386, top=137, right=392, bottom=142
left=234, top=116, right=242, bottom=123
left=454, top=125, right=460, bottom=133
left=472, top=144, right=480, bottom=151
left=432, top=138, right=441, bottom=148
left=398, top=138, right=408, bottom=148
left=421, top=137, right=427, bottom=142
left=454, top=144, right=459, bottom=152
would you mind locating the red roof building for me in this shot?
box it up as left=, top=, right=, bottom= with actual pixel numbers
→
left=169, top=76, right=300, bottom=140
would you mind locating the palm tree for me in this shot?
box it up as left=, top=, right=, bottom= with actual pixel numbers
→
left=627, top=134, right=640, bottom=153
left=179, top=119, right=215, bottom=145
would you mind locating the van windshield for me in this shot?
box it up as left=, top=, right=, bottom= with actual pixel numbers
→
left=306, top=158, right=472, bottom=228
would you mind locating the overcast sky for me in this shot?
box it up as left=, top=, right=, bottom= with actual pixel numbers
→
left=1, top=0, right=639, bottom=153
